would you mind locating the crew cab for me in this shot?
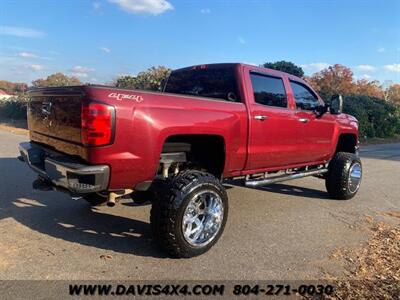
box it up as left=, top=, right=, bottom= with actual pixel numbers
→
left=18, top=63, right=362, bottom=257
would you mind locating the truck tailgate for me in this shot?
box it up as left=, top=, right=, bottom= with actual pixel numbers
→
left=28, top=86, right=85, bottom=154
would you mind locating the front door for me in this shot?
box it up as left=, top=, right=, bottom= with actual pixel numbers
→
left=289, top=80, right=336, bottom=163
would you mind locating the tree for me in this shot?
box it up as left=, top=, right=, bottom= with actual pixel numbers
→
left=343, top=95, right=400, bottom=139
left=32, top=73, right=81, bottom=88
left=354, top=79, right=385, bottom=99
left=261, top=61, right=304, bottom=77
left=0, top=80, right=28, bottom=94
left=385, top=84, right=400, bottom=106
left=115, top=66, right=171, bottom=91
left=306, top=64, right=355, bottom=101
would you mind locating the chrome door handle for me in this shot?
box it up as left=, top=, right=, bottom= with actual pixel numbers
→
left=298, top=118, right=309, bottom=123
left=254, top=115, right=268, bottom=121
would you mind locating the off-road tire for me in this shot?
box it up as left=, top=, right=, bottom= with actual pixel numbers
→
left=150, top=170, right=228, bottom=258
left=83, top=193, right=108, bottom=206
left=325, top=152, right=362, bottom=200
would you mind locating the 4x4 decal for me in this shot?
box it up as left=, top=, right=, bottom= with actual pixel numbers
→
left=108, top=92, right=144, bottom=102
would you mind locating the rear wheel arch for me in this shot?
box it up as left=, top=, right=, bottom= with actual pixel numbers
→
left=161, top=134, right=226, bottom=179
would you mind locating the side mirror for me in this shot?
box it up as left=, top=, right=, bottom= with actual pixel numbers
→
left=314, top=104, right=328, bottom=117
left=330, top=94, right=343, bottom=114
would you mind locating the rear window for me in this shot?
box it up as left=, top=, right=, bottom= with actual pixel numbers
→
left=164, top=66, right=240, bottom=102
left=250, top=72, right=287, bottom=108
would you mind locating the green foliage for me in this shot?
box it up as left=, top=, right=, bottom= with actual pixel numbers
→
left=0, top=96, right=28, bottom=119
left=343, top=95, right=400, bottom=139
left=261, top=61, right=304, bottom=77
left=115, top=66, right=171, bottom=91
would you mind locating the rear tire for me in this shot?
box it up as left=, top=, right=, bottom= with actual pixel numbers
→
left=325, top=152, right=362, bottom=200
left=150, top=170, right=228, bottom=258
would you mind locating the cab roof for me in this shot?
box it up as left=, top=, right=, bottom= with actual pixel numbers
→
left=174, top=62, right=307, bottom=84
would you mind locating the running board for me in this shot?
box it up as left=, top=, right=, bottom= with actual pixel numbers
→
left=245, top=168, right=328, bottom=188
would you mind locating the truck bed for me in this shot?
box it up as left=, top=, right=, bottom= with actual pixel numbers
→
left=27, top=84, right=248, bottom=189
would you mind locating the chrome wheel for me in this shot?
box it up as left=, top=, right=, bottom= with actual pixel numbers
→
left=182, top=190, right=224, bottom=247
left=348, top=162, right=362, bottom=193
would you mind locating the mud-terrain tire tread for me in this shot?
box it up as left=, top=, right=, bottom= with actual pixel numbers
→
left=325, top=152, right=361, bottom=200
left=150, top=170, right=228, bottom=258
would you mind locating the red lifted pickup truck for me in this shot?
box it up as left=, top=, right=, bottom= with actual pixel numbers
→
left=19, top=63, right=362, bottom=257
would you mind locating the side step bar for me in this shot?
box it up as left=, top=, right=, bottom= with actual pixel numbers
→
left=245, top=168, right=328, bottom=188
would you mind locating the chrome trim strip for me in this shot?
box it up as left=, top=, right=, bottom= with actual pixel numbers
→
left=245, top=168, right=328, bottom=187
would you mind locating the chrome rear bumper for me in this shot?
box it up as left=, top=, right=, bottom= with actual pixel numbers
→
left=18, top=142, right=109, bottom=194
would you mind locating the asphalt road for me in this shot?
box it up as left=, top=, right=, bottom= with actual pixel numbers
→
left=0, top=129, right=399, bottom=280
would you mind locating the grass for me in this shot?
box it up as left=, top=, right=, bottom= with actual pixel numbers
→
left=360, top=134, right=400, bottom=145
left=0, top=101, right=28, bottom=135
left=0, top=117, right=28, bottom=135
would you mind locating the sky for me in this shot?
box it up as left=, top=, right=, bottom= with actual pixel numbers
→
left=0, top=0, right=399, bottom=85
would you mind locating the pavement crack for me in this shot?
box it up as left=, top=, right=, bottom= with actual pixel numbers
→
left=39, top=248, right=56, bottom=256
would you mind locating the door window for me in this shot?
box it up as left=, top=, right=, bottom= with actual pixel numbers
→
left=290, top=81, right=319, bottom=111
left=250, top=73, right=287, bottom=108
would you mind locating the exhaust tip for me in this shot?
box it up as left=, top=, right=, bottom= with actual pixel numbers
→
left=106, top=201, right=116, bottom=207
left=106, top=189, right=133, bottom=207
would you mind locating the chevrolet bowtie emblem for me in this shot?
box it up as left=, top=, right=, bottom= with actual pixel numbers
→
left=41, top=101, right=52, bottom=115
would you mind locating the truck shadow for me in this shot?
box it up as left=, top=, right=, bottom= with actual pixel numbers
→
left=0, top=157, right=168, bottom=258
left=225, top=180, right=331, bottom=200
left=257, top=184, right=331, bottom=199
left=2, top=151, right=367, bottom=258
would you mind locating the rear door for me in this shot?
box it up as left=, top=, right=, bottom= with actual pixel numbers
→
left=247, top=71, right=302, bottom=169
left=289, top=80, right=335, bottom=163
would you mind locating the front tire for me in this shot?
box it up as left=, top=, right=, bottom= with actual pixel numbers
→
left=150, top=170, right=228, bottom=258
left=325, top=152, right=362, bottom=200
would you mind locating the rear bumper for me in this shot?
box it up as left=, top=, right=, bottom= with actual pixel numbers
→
left=18, top=142, right=109, bottom=194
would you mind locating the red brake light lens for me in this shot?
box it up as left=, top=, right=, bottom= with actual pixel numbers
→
left=81, top=103, right=114, bottom=146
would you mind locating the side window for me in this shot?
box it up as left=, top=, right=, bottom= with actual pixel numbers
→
left=250, top=73, right=287, bottom=108
left=290, top=81, right=319, bottom=111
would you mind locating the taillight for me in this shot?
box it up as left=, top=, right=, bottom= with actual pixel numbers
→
left=81, top=102, right=115, bottom=146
